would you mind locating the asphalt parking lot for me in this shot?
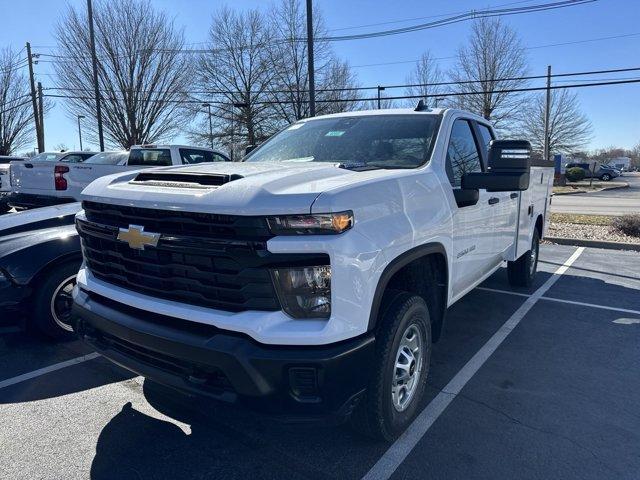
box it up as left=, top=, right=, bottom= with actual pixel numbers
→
left=1, top=244, right=639, bottom=480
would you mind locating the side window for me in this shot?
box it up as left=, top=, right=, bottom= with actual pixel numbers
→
left=60, top=154, right=84, bottom=163
left=445, top=120, right=483, bottom=188
left=180, top=149, right=217, bottom=164
left=476, top=124, right=494, bottom=153
left=213, top=153, right=229, bottom=162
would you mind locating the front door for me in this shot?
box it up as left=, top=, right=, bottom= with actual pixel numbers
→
left=446, top=119, right=499, bottom=297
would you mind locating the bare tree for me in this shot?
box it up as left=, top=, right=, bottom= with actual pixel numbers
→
left=192, top=6, right=275, bottom=156
left=266, top=0, right=359, bottom=121
left=0, top=48, right=35, bottom=155
left=451, top=18, right=529, bottom=129
left=519, top=89, right=592, bottom=155
left=317, top=58, right=360, bottom=115
left=404, top=51, right=444, bottom=108
left=54, top=0, right=191, bottom=148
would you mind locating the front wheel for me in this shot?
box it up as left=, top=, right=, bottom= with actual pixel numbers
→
left=30, top=260, right=81, bottom=340
left=351, top=292, right=431, bottom=441
left=507, top=229, right=540, bottom=287
left=601, top=173, right=611, bottom=181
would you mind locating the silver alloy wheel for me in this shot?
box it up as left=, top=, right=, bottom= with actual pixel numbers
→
left=50, top=274, right=77, bottom=332
left=392, top=323, right=424, bottom=412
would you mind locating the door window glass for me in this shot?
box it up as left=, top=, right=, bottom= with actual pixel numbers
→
left=445, top=120, right=483, bottom=188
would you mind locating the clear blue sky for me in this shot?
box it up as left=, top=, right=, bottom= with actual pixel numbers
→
left=1, top=0, right=638, bottom=153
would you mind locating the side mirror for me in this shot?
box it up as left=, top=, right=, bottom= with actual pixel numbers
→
left=245, top=145, right=257, bottom=155
left=462, top=139, right=532, bottom=192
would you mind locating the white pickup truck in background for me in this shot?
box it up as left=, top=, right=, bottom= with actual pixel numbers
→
left=9, top=145, right=230, bottom=209
left=72, top=107, right=553, bottom=441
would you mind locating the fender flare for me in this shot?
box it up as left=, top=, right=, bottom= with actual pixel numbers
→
left=367, top=242, right=448, bottom=332
left=1, top=235, right=82, bottom=286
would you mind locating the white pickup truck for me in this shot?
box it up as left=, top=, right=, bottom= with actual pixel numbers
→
left=9, top=145, right=230, bottom=210
left=71, top=107, right=553, bottom=440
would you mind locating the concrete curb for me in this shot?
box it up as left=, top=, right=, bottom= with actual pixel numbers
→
left=545, top=236, right=640, bottom=252
left=553, top=182, right=629, bottom=196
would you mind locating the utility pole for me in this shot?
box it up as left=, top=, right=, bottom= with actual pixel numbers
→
left=305, top=0, right=316, bottom=117
left=543, top=65, right=551, bottom=162
left=37, top=82, right=45, bottom=150
left=26, top=42, right=43, bottom=153
left=87, top=0, right=104, bottom=151
left=77, top=115, right=85, bottom=150
left=377, top=86, right=386, bottom=109
left=202, top=103, right=213, bottom=149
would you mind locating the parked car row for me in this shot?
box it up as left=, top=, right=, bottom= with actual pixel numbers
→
left=8, top=145, right=230, bottom=210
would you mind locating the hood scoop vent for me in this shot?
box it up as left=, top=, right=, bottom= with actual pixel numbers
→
left=130, top=172, right=243, bottom=189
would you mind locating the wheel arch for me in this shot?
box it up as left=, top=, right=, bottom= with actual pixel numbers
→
left=367, top=243, right=449, bottom=342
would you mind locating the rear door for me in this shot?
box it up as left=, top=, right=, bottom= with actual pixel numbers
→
left=474, top=122, right=518, bottom=258
left=446, top=118, right=499, bottom=297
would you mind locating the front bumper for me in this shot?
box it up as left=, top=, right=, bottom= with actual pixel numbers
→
left=8, top=193, right=76, bottom=210
left=72, top=289, right=375, bottom=420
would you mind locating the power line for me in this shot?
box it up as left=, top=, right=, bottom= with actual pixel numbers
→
left=314, top=0, right=596, bottom=42
left=40, top=65, right=640, bottom=96
left=42, top=77, right=640, bottom=105
left=327, top=0, right=539, bottom=32
left=351, top=32, right=640, bottom=69
left=38, top=0, right=596, bottom=61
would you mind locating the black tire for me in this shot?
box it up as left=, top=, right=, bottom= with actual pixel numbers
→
left=351, top=292, right=431, bottom=441
left=30, top=260, right=81, bottom=340
left=601, top=173, right=611, bottom=181
left=507, top=229, right=540, bottom=287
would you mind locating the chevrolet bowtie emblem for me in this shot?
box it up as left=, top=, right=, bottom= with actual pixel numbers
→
left=116, top=225, right=160, bottom=250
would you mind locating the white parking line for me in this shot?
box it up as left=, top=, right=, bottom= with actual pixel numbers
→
left=477, top=287, right=640, bottom=316
left=0, top=353, right=100, bottom=390
left=362, top=247, right=585, bottom=480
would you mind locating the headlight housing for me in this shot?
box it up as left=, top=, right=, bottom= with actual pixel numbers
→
left=267, top=212, right=353, bottom=235
left=272, top=266, right=331, bottom=319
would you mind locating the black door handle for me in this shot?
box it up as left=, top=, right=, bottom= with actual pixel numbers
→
left=25, top=163, right=33, bottom=168
left=510, top=193, right=519, bottom=199
left=488, top=197, right=500, bottom=205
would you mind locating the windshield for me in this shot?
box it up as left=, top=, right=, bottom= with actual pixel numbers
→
left=84, top=152, right=128, bottom=165
left=29, top=152, right=64, bottom=162
left=245, top=114, right=441, bottom=169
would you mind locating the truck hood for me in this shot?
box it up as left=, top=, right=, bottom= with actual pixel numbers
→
left=81, top=161, right=398, bottom=215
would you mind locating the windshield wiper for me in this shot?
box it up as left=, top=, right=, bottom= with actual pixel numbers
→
left=337, top=162, right=382, bottom=171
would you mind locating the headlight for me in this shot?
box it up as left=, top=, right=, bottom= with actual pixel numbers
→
left=272, top=266, right=331, bottom=319
left=267, top=212, right=353, bottom=235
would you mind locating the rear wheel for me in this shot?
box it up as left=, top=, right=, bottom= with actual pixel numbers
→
left=351, top=292, right=431, bottom=441
left=507, top=229, right=540, bottom=287
left=31, top=260, right=80, bottom=340
left=601, top=173, right=611, bottom=181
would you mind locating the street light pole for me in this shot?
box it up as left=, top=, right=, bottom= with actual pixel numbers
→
left=202, top=103, right=213, bottom=149
left=77, top=115, right=85, bottom=150
left=377, top=86, right=386, bottom=109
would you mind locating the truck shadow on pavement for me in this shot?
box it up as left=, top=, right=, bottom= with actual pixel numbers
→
left=88, top=267, right=640, bottom=480
left=90, top=381, right=375, bottom=480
